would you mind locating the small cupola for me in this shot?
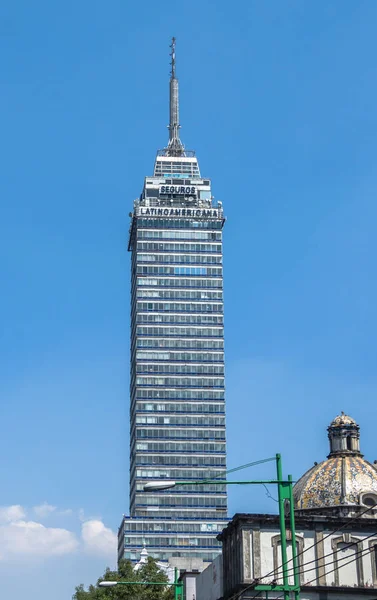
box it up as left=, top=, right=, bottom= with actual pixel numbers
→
left=327, top=412, right=362, bottom=457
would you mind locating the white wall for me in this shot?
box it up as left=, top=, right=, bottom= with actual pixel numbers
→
left=244, top=528, right=377, bottom=588
left=196, top=555, right=223, bottom=600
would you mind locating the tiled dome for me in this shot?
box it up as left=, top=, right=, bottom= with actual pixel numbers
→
left=294, top=414, right=377, bottom=513
left=294, top=455, right=377, bottom=510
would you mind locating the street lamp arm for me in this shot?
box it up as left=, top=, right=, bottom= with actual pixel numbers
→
left=191, top=479, right=295, bottom=485
left=99, top=581, right=180, bottom=586
left=98, top=569, right=184, bottom=600
left=143, top=479, right=294, bottom=491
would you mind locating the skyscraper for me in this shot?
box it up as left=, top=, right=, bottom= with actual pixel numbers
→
left=118, top=39, right=228, bottom=565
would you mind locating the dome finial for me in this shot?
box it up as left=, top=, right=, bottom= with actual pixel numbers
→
left=328, top=413, right=361, bottom=457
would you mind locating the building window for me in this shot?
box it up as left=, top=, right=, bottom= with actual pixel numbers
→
left=271, top=534, right=304, bottom=585
left=332, top=534, right=364, bottom=587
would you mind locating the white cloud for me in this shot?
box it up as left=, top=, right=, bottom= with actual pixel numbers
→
left=33, top=503, right=74, bottom=519
left=58, top=508, right=73, bottom=516
left=33, top=503, right=56, bottom=518
left=0, top=505, right=26, bottom=524
left=81, top=520, right=117, bottom=558
left=0, top=505, right=116, bottom=562
left=0, top=520, right=78, bottom=559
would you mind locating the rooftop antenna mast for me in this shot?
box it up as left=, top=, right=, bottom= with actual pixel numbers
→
left=166, top=37, right=185, bottom=157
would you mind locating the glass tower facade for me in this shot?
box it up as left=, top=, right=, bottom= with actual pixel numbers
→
left=118, top=40, right=228, bottom=565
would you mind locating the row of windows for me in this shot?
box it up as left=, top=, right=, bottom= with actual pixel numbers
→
left=135, top=442, right=226, bottom=453
left=136, top=242, right=222, bottom=253
left=130, top=510, right=225, bottom=521
left=154, top=157, right=199, bottom=166
left=137, top=253, right=222, bottom=265
left=133, top=510, right=226, bottom=521
left=135, top=429, right=225, bottom=441
left=135, top=389, right=225, bottom=400
left=125, top=536, right=221, bottom=549
left=136, top=302, right=223, bottom=313
left=154, top=158, right=198, bottom=165
left=137, top=290, right=223, bottom=301
left=136, top=404, right=224, bottom=416
left=136, top=352, right=224, bottom=362
left=123, top=550, right=220, bottom=561
left=135, top=377, right=224, bottom=388
left=136, top=364, right=224, bottom=375
left=136, top=339, right=224, bottom=350
left=135, top=389, right=224, bottom=399
left=129, top=509, right=224, bottom=521
left=134, top=455, right=226, bottom=466
left=135, top=496, right=227, bottom=507
left=137, top=266, right=222, bottom=276
left=137, top=230, right=221, bottom=241
left=136, top=315, right=223, bottom=326
left=136, top=277, right=222, bottom=288
left=153, top=160, right=200, bottom=175
left=135, top=416, right=225, bottom=426
left=136, top=327, right=223, bottom=337
left=136, top=219, right=223, bottom=230
left=124, top=536, right=221, bottom=548
left=124, top=520, right=224, bottom=533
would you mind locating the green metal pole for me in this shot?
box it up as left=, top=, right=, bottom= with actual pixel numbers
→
left=176, top=581, right=183, bottom=600
left=174, top=567, right=178, bottom=600
left=174, top=567, right=184, bottom=600
left=288, top=474, right=300, bottom=600
left=276, top=454, right=290, bottom=600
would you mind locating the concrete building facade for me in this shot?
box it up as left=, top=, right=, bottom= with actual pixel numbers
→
left=219, top=512, right=377, bottom=599
left=118, top=39, right=228, bottom=565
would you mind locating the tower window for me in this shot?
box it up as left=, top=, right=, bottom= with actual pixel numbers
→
left=347, top=437, right=352, bottom=450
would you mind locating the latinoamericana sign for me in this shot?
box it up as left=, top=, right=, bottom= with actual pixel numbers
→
left=136, top=207, right=221, bottom=218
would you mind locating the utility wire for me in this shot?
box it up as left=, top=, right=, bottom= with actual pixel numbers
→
left=237, top=546, right=375, bottom=600
left=226, top=503, right=377, bottom=600
left=274, top=544, right=375, bottom=599
left=269, top=526, right=377, bottom=579
left=203, top=457, right=276, bottom=483
left=287, top=532, right=376, bottom=578
left=262, top=502, right=377, bottom=581
left=262, top=483, right=278, bottom=503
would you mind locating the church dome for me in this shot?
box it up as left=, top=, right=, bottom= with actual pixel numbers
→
left=330, top=412, right=357, bottom=427
left=294, top=414, right=377, bottom=514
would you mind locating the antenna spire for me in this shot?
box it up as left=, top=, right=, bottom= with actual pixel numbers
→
left=170, top=36, right=176, bottom=79
left=167, top=37, right=185, bottom=157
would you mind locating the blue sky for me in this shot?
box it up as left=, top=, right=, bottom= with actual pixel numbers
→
left=1, top=1, right=377, bottom=598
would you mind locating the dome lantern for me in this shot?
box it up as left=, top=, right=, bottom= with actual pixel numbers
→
left=293, top=413, right=377, bottom=517
left=327, top=412, right=361, bottom=457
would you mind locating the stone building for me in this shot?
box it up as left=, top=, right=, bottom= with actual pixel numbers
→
left=196, top=413, right=377, bottom=600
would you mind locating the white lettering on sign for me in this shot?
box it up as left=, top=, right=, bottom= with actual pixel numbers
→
left=159, top=185, right=197, bottom=195
left=137, top=207, right=220, bottom=218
